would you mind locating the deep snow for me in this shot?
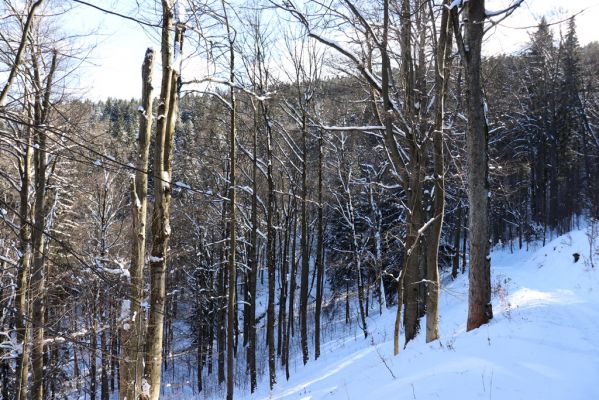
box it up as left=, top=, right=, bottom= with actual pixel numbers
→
left=236, top=229, right=599, bottom=400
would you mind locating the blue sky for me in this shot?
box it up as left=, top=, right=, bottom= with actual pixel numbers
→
left=62, top=0, right=599, bottom=100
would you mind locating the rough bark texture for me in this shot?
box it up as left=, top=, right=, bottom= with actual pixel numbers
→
left=14, top=120, right=33, bottom=400
left=120, top=47, right=154, bottom=400
left=402, top=169, right=424, bottom=344
left=30, top=48, right=56, bottom=400
left=398, top=0, right=424, bottom=347
left=144, top=2, right=182, bottom=398
left=31, top=133, right=47, bottom=400
left=462, top=0, right=493, bottom=331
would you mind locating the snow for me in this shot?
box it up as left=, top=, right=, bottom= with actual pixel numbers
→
left=175, top=181, right=191, bottom=190
left=175, top=0, right=186, bottom=23
left=447, top=0, right=462, bottom=10
left=133, top=192, right=141, bottom=210
left=142, top=379, right=151, bottom=397
left=232, top=229, right=599, bottom=400
left=120, top=299, right=131, bottom=320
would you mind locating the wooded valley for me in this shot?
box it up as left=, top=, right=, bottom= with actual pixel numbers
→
left=0, top=0, right=598, bottom=399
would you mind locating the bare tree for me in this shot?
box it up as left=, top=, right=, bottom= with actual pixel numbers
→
left=454, top=0, right=493, bottom=331
left=144, top=1, right=184, bottom=398
left=0, top=0, right=45, bottom=106
left=425, top=0, right=453, bottom=343
left=221, top=2, right=238, bottom=399
left=120, top=47, right=155, bottom=400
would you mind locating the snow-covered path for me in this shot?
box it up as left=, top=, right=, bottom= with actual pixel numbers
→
left=242, top=229, right=599, bottom=400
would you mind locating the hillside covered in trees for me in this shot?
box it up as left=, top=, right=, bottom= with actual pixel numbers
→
left=0, top=0, right=598, bottom=399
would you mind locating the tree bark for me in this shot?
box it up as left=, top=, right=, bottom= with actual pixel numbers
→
left=425, top=0, right=452, bottom=343
left=15, top=115, right=33, bottom=400
left=299, top=107, right=310, bottom=365
left=266, top=101, right=277, bottom=389
left=247, top=103, right=258, bottom=394
left=461, top=0, right=493, bottom=331
left=30, top=48, right=57, bottom=400
left=120, top=47, right=154, bottom=400
left=314, top=128, right=325, bottom=359
left=225, top=18, right=237, bottom=400
left=284, top=198, right=298, bottom=380
left=144, top=2, right=182, bottom=397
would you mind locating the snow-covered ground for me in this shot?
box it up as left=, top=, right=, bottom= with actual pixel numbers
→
left=238, top=229, right=599, bottom=400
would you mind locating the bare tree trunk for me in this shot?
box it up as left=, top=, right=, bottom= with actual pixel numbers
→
left=314, top=128, right=324, bottom=359
left=266, top=103, right=277, bottom=389
left=225, top=13, right=237, bottom=398
left=144, top=2, right=183, bottom=397
left=247, top=105, right=258, bottom=394
left=452, top=202, right=463, bottom=279
left=217, top=186, right=227, bottom=385
left=277, top=208, right=288, bottom=357
left=425, top=0, right=452, bottom=343
left=110, top=307, right=118, bottom=393
left=120, top=47, right=154, bottom=400
left=30, top=49, right=57, bottom=400
left=15, top=117, right=33, bottom=400
left=284, top=198, right=298, bottom=380
left=347, top=185, right=368, bottom=338
left=399, top=0, right=427, bottom=348
left=462, top=213, right=467, bottom=274
left=90, top=295, right=98, bottom=400
left=460, top=0, right=494, bottom=330
left=299, top=109, right=310, bottom=365
left=101, top=295, right=109, bottom=400
left=402, top=171, right=424, bottom=345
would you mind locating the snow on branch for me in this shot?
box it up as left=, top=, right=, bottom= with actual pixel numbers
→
left=485, top=0, right=525, bottom=18
left=446, top=0, right=462, bottom=10
left=182, top=77, right=274, bottom=102
left=319, top=125, right=385, bottom=132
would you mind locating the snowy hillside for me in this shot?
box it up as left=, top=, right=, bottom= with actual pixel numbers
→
left=236, top=229, right=599, bottom=400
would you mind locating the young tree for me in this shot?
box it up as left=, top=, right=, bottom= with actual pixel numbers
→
left=222, top=2, right=237, bottom=399
left=425, top=0, right=453, bottom=343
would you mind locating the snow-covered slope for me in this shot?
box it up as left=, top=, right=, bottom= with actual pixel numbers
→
left=243, top=229, right=599, bottom=400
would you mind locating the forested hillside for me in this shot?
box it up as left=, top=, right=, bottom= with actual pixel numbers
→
left=0, top=1, right=598, bottom=399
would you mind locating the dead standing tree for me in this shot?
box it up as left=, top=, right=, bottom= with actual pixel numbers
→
left=144, top=1, right=184, bottom=398
left=120, top=47, right=155, bottom=400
